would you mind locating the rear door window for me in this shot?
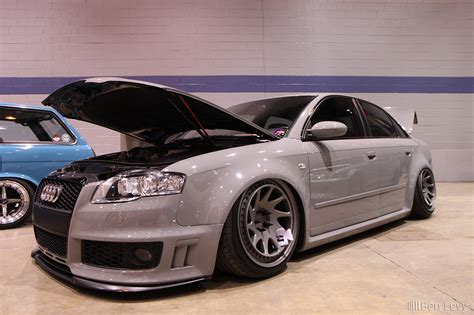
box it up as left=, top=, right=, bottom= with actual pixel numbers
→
left=359, top=100, right=398, bottom=138
left=0, top=108, right=74, bottom=143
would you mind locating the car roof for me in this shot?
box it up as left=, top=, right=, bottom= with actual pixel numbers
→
left=0, top=102, right=57, bottom=112
left=233, top=93, right=361, bottom=103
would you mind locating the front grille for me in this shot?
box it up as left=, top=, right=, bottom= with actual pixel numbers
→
left=34, top=226, right=67, bottom=258
left=82, top=240, right=163, bottom=270
left=35, top=178, right=84, bottom=212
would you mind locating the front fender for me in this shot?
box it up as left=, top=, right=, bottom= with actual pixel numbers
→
left=164, top=139, right=310, bottom=226
left=0, top=172, right=40, bottom=187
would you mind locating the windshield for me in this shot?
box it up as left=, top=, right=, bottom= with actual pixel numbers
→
left=227, top=96, right=315, bottom=138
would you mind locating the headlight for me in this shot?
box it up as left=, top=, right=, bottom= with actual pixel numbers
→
left=91, top=170, right=186, bottom=204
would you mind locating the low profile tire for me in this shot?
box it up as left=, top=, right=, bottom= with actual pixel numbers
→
left=409, top=168, right=436, bottom=219
left=217, top=179, right=300, bottom=278
left=0, top=179, right=34, bottom=229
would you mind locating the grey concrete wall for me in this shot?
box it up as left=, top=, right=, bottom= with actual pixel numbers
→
left=0, top=0, right=472, bottom=181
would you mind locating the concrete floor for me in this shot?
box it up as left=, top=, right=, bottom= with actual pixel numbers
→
left=0, top=182, right=472, bottom=314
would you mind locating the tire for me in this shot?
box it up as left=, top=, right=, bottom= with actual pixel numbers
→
left=217, top=179, right=300, bottom=278
left=409, top=168, right=436, bottom=219
left=0, top=179, right=34, bottom=229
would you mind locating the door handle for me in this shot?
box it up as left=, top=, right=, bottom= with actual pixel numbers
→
left=405, top=149, right=412, bottom=157
left=367, top=151, right=377, bottom=160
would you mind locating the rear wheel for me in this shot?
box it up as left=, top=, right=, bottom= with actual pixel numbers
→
left=217, top=180, right=300, bottom=278
left=0, top=179, right=34, bottom=229
left=409, top=168, right=436, bottom=219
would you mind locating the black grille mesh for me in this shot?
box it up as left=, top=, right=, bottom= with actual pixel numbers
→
left=35, top=178, right=84, bottom=212
left=34, top=226, right=67, bottom=258
left=82, top=240, right=163, bottom=270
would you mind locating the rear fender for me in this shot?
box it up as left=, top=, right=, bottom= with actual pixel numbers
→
left=404, top=140, right=432, bottom=210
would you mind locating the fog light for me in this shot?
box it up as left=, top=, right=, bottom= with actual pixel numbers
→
left=134, top=248, right=152, bottom=262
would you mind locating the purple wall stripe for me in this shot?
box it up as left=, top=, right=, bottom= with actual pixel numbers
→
left=0, top=75, right=472, bottom=94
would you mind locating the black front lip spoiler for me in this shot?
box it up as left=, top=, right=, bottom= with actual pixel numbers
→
left=31, top=249, right=209, bottom=293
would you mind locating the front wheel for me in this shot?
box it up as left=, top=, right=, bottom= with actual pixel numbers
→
left=0, top=179, right=34, bottom=229
left=217, top=180, right=300, bottom=278
left=409, top=168, right=436, bottom=219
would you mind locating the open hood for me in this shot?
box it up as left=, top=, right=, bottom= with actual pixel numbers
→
left=42, top=77, right=277, bottom=144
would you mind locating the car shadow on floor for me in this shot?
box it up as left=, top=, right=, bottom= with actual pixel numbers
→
left=70, top=219, right=411, bottom=302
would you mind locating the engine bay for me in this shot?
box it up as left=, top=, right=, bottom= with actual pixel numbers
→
left=53, top=135, right=265, bottom=181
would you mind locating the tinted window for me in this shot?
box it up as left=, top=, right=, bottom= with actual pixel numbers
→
left=392, top=119, right=409, bottom=138
left=309, top=97, right=363, bottom=138
left=228, top=96, right=315, bottom=138
left=359, top=101, right=398, bottom=138
left=0, top=108, right=74, bottom=143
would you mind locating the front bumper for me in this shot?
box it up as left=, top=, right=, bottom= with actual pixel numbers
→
left=32, top=250, right=209, bottom=292
left=33, top=181, right=223, bottom=291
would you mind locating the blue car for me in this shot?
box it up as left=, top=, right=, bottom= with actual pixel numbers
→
left=0, top=103, right=94, bottom=229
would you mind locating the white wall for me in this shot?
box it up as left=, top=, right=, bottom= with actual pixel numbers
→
left=0, top=0, right=472, bottom=181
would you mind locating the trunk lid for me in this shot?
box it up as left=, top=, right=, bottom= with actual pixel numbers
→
left=384, top=106, right=418, bottom=134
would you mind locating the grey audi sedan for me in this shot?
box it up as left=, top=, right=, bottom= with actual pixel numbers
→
left=32, top=78, right=436, bottom=292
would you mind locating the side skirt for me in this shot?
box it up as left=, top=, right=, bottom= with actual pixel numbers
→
left=299, top=208, right=410, bottom=252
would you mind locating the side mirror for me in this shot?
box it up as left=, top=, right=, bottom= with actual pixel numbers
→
left=308, top=121, right=347, bottom=140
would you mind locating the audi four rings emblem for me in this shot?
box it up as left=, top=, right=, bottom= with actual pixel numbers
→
left=40, top=185, right=63, bottom=203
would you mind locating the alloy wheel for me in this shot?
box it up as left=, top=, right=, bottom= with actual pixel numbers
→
left=0, top=180, right=30, bottom=225
left=238, top=182, right=298, bottom=268
left=419, top=169, right=436, bottom=208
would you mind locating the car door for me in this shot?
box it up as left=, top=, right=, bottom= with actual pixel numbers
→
left=0, top=107, right=92, bottom=183
left=302, top=96, right=380, bottom=236
left=357, top=99, right=414, bottom=216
